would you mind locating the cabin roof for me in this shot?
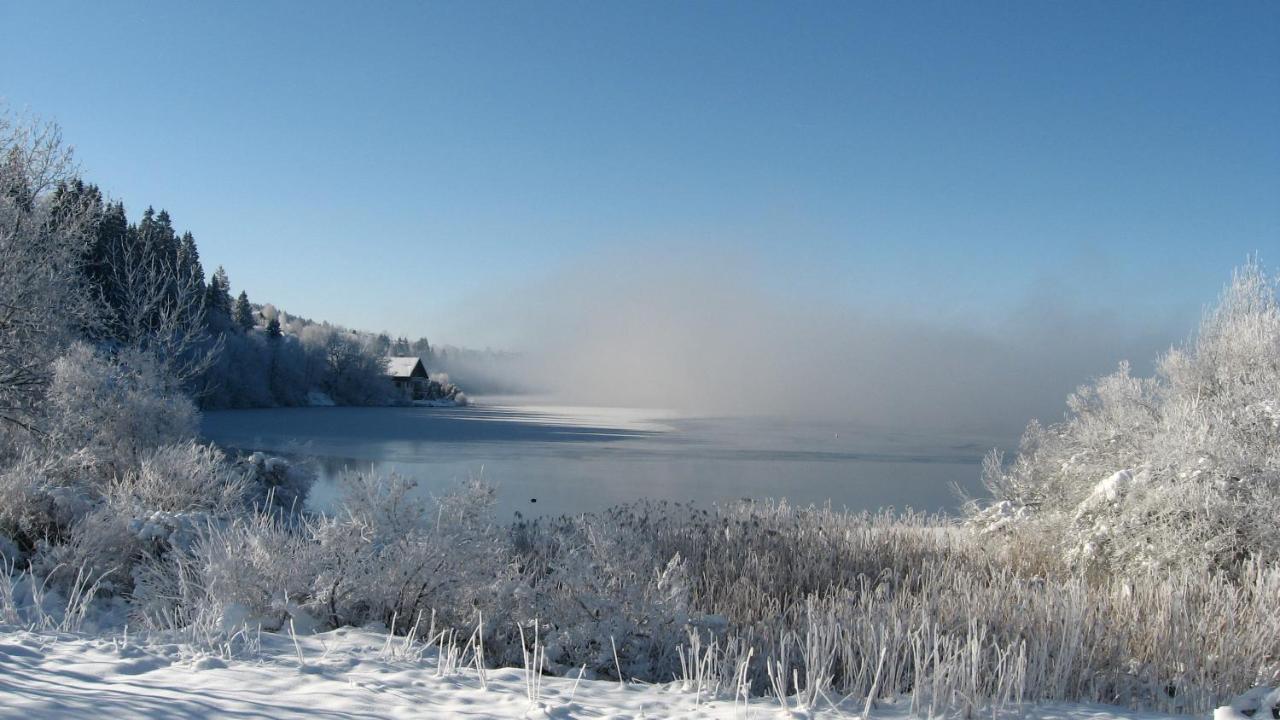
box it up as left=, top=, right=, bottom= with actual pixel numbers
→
left=387, top=356, right=427, bottom=379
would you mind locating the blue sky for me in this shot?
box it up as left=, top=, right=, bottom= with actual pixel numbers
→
left=2, top=1, right=1277, bottom=348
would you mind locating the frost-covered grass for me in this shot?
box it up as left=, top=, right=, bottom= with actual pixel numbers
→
left=505, top=500, right=1277, bottom=716
left=3, top=482, right=1275, bottom=717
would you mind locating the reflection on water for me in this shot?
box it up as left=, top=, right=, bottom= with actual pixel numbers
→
left=200, top=400, right=1004, bottom=520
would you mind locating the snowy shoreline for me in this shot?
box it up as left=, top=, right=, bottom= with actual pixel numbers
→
left=0, top=625, right=1202, bottom=720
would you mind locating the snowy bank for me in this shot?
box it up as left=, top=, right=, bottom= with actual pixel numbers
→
left=0, top=626, right=1199, bottom=720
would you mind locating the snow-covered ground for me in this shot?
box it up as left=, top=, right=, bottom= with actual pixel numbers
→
left=0, top=626, right=1198, bottom=719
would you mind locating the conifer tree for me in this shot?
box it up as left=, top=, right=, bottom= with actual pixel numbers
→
left=90, top=201, right=129, bottom=337
left=178, top=232, right=205, bottom=289
left=233, top=290, right=255, bottom=332
left=265, top=316, right=282, bottom=339
left=204, top=266, right=233, bottom=329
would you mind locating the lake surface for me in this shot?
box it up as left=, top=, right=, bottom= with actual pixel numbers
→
left=200, top=399, right=1003, bottom=521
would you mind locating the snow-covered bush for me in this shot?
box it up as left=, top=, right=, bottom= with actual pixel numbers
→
left=237, top=452, right=314, bottom=516
left=303, top=473, right=507, bottom=632
left=169, top=511, right=316, bottom=633
left=497, top=504, right=697, bottom=677
left=110, top=443, right=247, bottom=516
left=12, top=468, right=1269, bottom=716
left=42, top=342, right=198, bottom=481
left=32, top=442, right=250, bottom=595
left=0, top=450, right=91, bottom=560
left=0, top=341, right=309, bottom=606
left=973, top=262, right=1280, bottom=577
left=423, top=372, right=469, bottom=405
left=0, top=343, right=203, bottom=573
left=155, top=474, right=508, bottom=636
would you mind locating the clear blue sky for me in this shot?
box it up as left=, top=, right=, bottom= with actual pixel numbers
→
left=2, top=1, right=1277, bottom=346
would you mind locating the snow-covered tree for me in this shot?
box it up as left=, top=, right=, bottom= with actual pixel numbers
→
left=0, top=110, right=100, bottom=436
left=99, top=211, right=219, bottom=385
left=973, top=261, right=1280, bottom=577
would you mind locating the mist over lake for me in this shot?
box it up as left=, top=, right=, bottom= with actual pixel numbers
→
left=201, top=399, right=999, bottom=520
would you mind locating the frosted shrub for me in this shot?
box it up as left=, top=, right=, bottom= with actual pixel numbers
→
left=43, top=343, right=198, bottom=481
left=122, top=450, right=312, bottom=629
left=0, top=450, right=91, bottom=561
left=164, top=475, right=509, bottom=636
left=306, top=473, right=508, bottom=631
left=176, top=512, right=316, bottom=633
left=0, top=344, right=199, bottom=572
left=32, top=442, right=250, bottom=596
left=424, top=372, right=468, bottom=404
left=110, top=443, right=248, bottom=516
left=975, top=262, right=1280, bottom=576
left=237, top=452, right=314, bottom=517
left=500, top=505, right=697, bottom=678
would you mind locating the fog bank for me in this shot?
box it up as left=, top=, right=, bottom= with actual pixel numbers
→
left=449, top=255, right=1188, bottom=438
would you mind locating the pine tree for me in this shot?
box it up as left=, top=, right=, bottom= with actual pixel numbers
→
left=153, top=209, right=178, bottom=258
left=91, top=201, right=130, bottom=340
left=265, top=316, right=282, bottom=339
left=177, top=232, right=205, bottom=289
left=411, top=337, right=431, bottom=358
left=51, top=181, right=110, bottom=337
left=233, top=290, right=255, bottom=332
left=204, top=266, right=233, bottom=330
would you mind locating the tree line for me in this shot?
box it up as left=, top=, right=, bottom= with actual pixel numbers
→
left=0, top=110, right=458, bottom=439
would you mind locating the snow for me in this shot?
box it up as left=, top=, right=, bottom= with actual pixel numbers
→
left=1214, top=686, right=1280, bottom=720
left=972, top=500, right=1029, bottom=535
left=0, top=626, right=1200, bottom=720
left=386, top=356, right=425, bottom=379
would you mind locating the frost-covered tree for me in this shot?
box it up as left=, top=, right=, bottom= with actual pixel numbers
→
left=0, top=111, right=100, bottom=435
left=76, top=202, right=221, bottom=388
left=42, top=342, right=198, bottom=478
left=973, top=261, right=1280, bottom=577
left=310, top=326, right=390, bottom=404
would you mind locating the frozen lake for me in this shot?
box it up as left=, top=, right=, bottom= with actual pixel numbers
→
left=200, top=398, right=1001, bottom=520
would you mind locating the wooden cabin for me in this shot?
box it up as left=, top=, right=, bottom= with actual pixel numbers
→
left=387, top=356, right=429, bottom=400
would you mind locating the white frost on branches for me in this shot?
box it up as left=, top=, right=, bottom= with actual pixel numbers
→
left=973, top=261, right=1280, bottom=576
